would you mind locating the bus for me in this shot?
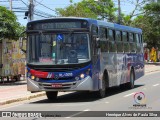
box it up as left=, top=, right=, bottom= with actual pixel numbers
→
left=21, top=17, right=144, bottom=100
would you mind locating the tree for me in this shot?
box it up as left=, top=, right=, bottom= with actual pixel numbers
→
left=0, top=6, right=25, bottom=41
left=143, top=2, right=160, bottom=48
left=55, top=0, right=117, bottom=22
left=131, top=2, right=160, bottom=49
left=120, top=0, right=147, bottom=26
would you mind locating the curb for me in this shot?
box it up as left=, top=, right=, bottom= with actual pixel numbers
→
left=145, top=62, right=160, bottom=65
left=145, top=69, right=160, bottom=74
left=0, top=92, right=45, bottom=106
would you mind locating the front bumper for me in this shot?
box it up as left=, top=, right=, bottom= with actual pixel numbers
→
left=27, top=76, right=94, bottom=92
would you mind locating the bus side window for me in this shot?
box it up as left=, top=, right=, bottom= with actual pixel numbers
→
left=139, top=34, right=143, bottom=53
left=135, top=33, right=141, bottom=53
left=99, top=27, right=108, bottom=52
left=108, top=29, right=116, bottom=52
left=116, top=31, right=123, bottom=53
left=108, top=29, right=114, bottom=41
left=123, top=31, right=129, bottom=53
left=129, top=33, right=136, bottom=53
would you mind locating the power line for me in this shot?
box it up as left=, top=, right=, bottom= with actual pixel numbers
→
left=34, top=13, right=50, bottom=18
left=34, top=9, right=55, bottom=17
left=34, top=0, right=56, bottom=12
left=20, top=0, right=28, bottom=7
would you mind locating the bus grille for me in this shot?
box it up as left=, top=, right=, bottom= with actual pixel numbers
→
left=38, top=82, right=76, bottom=89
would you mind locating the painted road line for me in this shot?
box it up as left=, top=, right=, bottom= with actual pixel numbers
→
left=105, top=102, right=109, bottom=104
left=153, top=84, right=159, bottom=87
left=65, top=109, right=90, bottom=118
left=123, top=93, right=135, bottom=97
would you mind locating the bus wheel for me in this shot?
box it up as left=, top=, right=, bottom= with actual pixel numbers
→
left=96, top=77, right=106, bottom=98
left=127, top=70, right=135, bottom=89
left=46, top=91, right=58, bottom=100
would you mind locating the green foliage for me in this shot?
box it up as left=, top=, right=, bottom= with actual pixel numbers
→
left=0, top=6, right=25, bottom=40
left=56, top=0, right=117, bottom=22
left=132, top=3, right=160, bottom=49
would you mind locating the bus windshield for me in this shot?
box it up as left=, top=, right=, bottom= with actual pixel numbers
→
left=28, top=33, right=90, bottom=65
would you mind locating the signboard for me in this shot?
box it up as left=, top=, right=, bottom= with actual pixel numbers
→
left=28, top=20, right=88, bottom=30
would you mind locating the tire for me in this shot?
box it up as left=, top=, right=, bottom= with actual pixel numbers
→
left=96, top=75, right=107, bottom=98
left=46, top=91, right=58, bottom=100
left=126, top=70, right=135, bottom=89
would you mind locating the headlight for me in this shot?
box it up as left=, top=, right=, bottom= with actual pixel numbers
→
left=31, top=76, right=35, bottom=80
left=80, top=74, right=85, bottom=79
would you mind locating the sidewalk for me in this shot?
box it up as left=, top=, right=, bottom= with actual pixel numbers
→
left=145, top=62, right=160, bottom=73
left=0, top=81, right=45, bottom=106
left=0, top=63, right=160, bottom=106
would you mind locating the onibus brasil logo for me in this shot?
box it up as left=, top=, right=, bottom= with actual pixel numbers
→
left=133, top=92, right=146, bottom=107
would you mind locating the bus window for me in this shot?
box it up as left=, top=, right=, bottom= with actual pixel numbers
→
left=130, top=42, right=136, bottom=53
left=129, top=33, right=134, bottom=42
left=115, top=31, right=121, bottom=41
left=124, top=43, right=130, bottom=53
left=129, top=33, right=136, bottom=53
left=135, top=33, right=141, bottom=53
left=99, top=27, right=108, bottom=52
left=139, top=34, right=143, bottom=53
left=101, top=41, right=109, bottom=52
left=99, top=27, right=107, bottom=40
left=116, top=31, right=123, bottom=52
left=122, top=32, right=127, bottom=42
left=108, top=29, right=115, bottom=41
left=117, top=42, right=123, bottom=53
left=109, top=41, right=116, bottom=52
left=122, top=32, right=129, bottom=52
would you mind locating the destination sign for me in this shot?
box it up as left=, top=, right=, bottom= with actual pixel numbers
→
left=29, top=21, right=88, bottom=30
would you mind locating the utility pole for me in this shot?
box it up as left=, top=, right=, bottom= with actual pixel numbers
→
left=9, top=0, right=12, bottom=11
left=28, top=0, right=34, bottom=21
left=118, top=0, right=121, bottom=24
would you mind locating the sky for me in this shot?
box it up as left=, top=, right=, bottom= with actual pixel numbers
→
left=0, top=0, right=137, bottom=26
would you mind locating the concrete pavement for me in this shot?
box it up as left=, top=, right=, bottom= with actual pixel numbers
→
left=0, top=63, right=160, bottom=106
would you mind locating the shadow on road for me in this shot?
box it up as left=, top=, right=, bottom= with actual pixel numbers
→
left=30, top=84, right=144, bottom=104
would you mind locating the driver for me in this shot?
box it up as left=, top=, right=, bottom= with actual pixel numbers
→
left=77, top=38, right=88, bottom=58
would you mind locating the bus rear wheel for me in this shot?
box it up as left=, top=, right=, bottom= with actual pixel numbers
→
left=46, top=91, right=58, bottom=100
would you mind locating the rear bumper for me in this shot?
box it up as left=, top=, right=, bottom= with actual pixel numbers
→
left=27, top=76, right=95, bottom=92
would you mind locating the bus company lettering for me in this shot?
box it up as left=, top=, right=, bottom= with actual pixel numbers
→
left=59, top=73, right=73, bottom=77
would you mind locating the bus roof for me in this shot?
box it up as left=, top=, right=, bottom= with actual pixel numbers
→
left=97, top=20, right=142, bottom=33
left=27, top=17, right=142, bottom=33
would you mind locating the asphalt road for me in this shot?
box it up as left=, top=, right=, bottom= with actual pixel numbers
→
left=0, top=71, right=160, bottom=120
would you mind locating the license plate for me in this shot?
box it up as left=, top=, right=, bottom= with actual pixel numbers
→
left=51, top=84, right=62, bottom=88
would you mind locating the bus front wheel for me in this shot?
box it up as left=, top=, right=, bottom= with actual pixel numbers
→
left=96, top=77, right=106, bottom=98
left=46, top=91, right=58, bottom=100
left=127, top=70, right=135, bottom=89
